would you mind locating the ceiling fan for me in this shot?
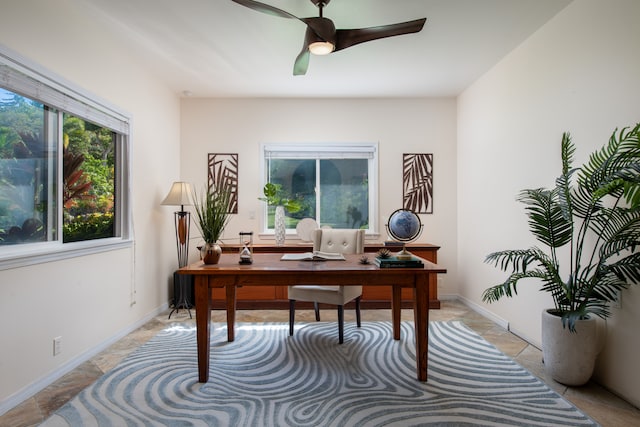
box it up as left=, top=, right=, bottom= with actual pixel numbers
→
left=231, top=0, right=427, bottom=75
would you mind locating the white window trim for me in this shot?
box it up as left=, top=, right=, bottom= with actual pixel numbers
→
left=260, top=142, right=379, bottom=239
left=0, top=44, right=133, bottom=270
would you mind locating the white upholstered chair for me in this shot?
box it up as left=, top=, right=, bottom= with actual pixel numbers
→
left=288, top=228, right=365, bottom=344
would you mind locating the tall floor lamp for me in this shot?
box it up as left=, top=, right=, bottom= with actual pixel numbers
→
left=162, top=181, right=193, bottom=318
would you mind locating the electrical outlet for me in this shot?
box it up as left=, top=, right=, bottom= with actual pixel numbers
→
left=53, top=336, right=62, bottom=356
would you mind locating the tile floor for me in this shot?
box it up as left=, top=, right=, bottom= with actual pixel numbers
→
left=2, top=300, right=639, bottom=426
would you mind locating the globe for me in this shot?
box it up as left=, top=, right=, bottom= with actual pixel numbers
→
left=387, top=209, right=422, bottom=243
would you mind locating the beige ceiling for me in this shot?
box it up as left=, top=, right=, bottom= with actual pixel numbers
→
left=79, top=0, right=571, bottom=98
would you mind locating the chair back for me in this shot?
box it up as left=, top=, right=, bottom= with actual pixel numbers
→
left=312, top=229, right=365, bottom=255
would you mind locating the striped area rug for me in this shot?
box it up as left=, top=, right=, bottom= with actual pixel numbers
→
left=42, top=321, right=599, bottom=426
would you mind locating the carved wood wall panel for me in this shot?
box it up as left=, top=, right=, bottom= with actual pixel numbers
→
left=208, top=153, right=238, bottom=213
left=403, top=153, right=433, bottom=214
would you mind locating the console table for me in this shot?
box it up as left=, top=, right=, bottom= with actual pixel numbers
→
left=218, top=242, right=441, bottom=310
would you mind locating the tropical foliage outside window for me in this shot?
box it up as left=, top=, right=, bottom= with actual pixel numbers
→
left=0, top=91, right=54, bottom=243
left=62, top=114, right=115, bottom=242
left=0, top=90, right=117, bottom=245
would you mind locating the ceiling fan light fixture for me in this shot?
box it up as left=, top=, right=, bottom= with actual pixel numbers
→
left=309, top=41, right=334, bottom=55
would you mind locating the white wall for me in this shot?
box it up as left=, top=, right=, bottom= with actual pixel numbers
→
left=4, top=0, right=637, bottom=414
left=180, top=97, right=458, bottom=292
left=457, top=0, right=640, bottom=406
left=0, top=0, right=180, bottom=410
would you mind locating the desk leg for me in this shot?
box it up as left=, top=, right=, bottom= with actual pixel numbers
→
left=413, top=273, right=429, bottom=382
left=195, top=276, right=211, bottom=383
left=391, top=285, right=402, bottom=340
left=226, top=284, right=236, bottom=342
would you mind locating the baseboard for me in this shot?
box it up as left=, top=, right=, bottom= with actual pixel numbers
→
left=455, top=294, right=510, bottom=330
left=508, top=326, right=542, bottom=350
left=0, top=302, right=169, bottom=417
left=454, top=295, right=543, bottom=349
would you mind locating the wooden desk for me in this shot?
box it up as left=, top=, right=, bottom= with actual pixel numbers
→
left=220, top=242, right=441, bottom=309
left=179, top=253, right=446, bottom=383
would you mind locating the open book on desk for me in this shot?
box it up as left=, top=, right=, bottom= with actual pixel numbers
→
left=281, top=251, right=346, bottom=261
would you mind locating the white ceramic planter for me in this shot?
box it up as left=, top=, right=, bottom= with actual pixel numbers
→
left=541, top=309, right=599, bottom=386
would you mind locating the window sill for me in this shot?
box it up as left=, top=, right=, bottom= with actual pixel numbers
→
left=0, top=238, right=133, bottom=271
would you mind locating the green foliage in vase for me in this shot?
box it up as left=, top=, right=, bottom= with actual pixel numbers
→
left=482, top=124, right=640, bottom=331
left=193, top=185, right=233, bottom=244
left=258, top=182, right=302, bottom=213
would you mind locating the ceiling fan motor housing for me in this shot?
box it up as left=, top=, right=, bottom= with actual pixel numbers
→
left=310, top=0, right=331, bottom=7
left=304, top=16, right=336, bottom=46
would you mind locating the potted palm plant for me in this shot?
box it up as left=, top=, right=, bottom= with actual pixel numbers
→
left=193, top=184, right=233, bottom=264
left=482, top=123, right=640, bottom=385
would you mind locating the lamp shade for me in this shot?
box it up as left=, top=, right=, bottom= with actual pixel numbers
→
left=161, top=182, right=193, bottom=207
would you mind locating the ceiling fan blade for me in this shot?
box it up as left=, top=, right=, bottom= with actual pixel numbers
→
left=231, top=0, right=300, bottom=20
left=293, top=28, right=313, bottom=75
left=293, top=49, right=310, bottom=76
left=334, top=18, right=426, bottom=52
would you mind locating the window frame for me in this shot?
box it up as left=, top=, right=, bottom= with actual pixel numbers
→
left=0, top=45, right=132, bottom=270
left=260, top=142, right=378, bottom=238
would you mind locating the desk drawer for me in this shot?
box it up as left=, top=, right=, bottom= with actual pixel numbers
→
left=211, top=285, right=279, bottom=301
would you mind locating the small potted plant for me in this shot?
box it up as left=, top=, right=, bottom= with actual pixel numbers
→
left=258, top=182, right=301, bottom=246
left=193, top=184, right=233, bottom=264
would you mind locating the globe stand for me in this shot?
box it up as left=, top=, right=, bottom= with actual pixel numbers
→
left=396, top=245, right=414, bottom=261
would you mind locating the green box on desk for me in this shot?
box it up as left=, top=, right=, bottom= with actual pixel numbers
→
left=374, top=256, right=424, bottom=268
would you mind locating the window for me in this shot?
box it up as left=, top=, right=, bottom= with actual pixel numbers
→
left=62, top=113, right=117, bottom=243
left=262, top=143, right=378, bottom=234
left=0, top=47, right=131, bottom=268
